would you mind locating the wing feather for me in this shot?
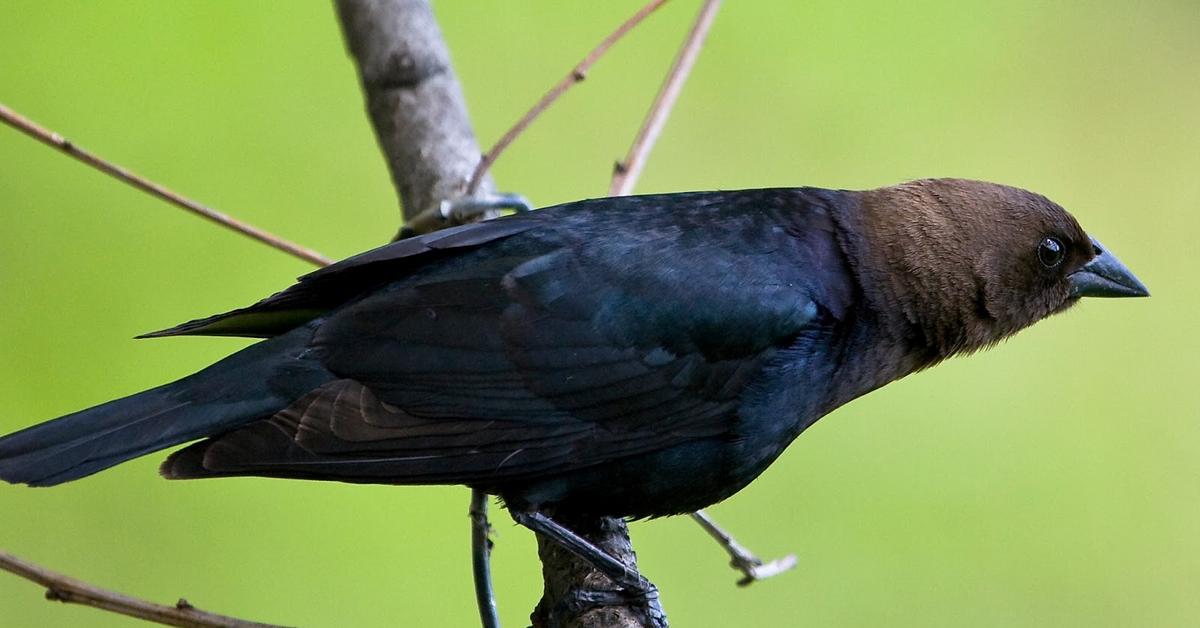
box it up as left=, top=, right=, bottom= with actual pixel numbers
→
left=162, top=190, right=851, bottom=485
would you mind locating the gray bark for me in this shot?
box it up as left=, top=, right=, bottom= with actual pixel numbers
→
left=335, top=0, right=494, bottom=238
left=531, top=515, right=666, bottom=628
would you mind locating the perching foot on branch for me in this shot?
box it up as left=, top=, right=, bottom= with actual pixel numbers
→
left=548, top=585, right=663, bottom=625
left=513, top=510, right=668, bottom=627
left=513, top=510, right=652, bottom=594
left=397, top=192, right=532, bottom=239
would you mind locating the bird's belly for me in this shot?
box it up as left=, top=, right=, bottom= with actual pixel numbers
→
left=492, top=435, right=787, bottom=519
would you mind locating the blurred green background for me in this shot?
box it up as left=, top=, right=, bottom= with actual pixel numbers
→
left=0, top=1, right=1194, bottom=626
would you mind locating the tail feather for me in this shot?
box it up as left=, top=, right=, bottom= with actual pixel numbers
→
left=0, top=327, right=331, bottom=487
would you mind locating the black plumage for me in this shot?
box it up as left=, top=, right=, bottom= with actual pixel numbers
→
left=0, top=180, right=1147, bottom=519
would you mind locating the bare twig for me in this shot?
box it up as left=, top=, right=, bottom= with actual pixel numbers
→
left=465, top=0, right=671, bottom=195
left=0, top=550, right=288, bottom=628
left=689, top=511, right=797, bottom=587
left=0, top=103, right=332, bottom=267
left=470, top=490, right=500, bottom=628
left=610, top=0, right=721, bottom=196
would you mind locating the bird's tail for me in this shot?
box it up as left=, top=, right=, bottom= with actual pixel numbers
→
left=0, top=328, right=331, bottom=487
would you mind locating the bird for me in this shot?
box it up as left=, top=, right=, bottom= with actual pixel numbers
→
left=0, top=179, right=1146, bottom=579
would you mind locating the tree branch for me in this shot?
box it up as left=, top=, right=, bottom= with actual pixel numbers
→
left=0, top=550, right=288, bottom=628
left=335, top=0, right=496, bottom=239
left=0, top=103, right=331, bottom=268
left=529, top=515, right=666, bottom=628
left=610, top=0, right=722, bottom=196
left=465, top=0, right=670, bottom=195
left=336, top=2, right=666, bottom=626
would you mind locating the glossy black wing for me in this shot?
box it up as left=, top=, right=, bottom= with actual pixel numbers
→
left=140, top=217, right=539, bottom=338
left=162, top=190, right=855, bottom=485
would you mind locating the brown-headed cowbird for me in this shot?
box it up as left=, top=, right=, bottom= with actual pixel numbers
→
left=0, top=179, right=1146, bottom=520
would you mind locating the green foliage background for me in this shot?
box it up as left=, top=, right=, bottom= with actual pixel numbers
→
left=0, top=2, right=1194, bottom=626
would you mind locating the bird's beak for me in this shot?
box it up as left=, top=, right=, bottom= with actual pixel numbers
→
left=1069, top=238, right=1149, bottom=298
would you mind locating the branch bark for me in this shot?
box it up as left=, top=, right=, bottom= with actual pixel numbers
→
left=334, top=2, right=657, bottom=626
left=335, top=0, right=495, bottom=238
left=530, top=515, right=665, bottom=628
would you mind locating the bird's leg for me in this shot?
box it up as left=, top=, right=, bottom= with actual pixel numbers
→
left=512, top=510, right=654, bottom=595
left=396, top=192, right=532, bottom=239
left=469, top=490, right=500, bottom=628
left=690, top=510, right=798, bottom=586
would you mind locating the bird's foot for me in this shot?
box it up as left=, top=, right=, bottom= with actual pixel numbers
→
left=564, top=584, right=658, bottom=610
left=689, top=510, right=797, bottom=586
left=511, top=510, right=651, bottom=592
left=548, top=585, right=666, bottom=628
left=397, top=192, right=532, bottom=239
left=730, top=552, right=798, bottom=587
left=514, top=510, right=668, bottom=626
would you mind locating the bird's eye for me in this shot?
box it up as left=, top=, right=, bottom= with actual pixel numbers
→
left=1037, top=236, right=1065, bottom=268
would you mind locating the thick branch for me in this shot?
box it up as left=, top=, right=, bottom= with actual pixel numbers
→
left=0, top=550, right=287, bottom=628
left=530, top=515, right=665, bottom=628
left=335, top=0, right=494, bottom=237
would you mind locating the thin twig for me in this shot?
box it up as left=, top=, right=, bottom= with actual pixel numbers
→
left=469, top=490, right=500, bottom=628
left=0, top=103, right=332, bottom=267
left=0, top=550, right=288, bottom=628
left=610, top=0, right=721, bottom=196
left=465, top=0, right=671, bottom=194
left=689, top=511, right=797, bottom=587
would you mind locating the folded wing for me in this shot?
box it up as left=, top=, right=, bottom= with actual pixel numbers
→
left=162, top=190, right=850, bottom=486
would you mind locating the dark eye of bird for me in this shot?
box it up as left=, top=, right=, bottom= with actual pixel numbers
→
left=1037, top=236, right=1065, bottom=268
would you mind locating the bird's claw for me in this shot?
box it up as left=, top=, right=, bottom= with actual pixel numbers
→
left=564, top=583, right=658, bottom=610
left=552, top=585, right=665, bottom=628
left=733, top=553, right=798, bottom=587
left=397, top=192, right=533, bottom=239
left=441, top=192, right=532, bottom=223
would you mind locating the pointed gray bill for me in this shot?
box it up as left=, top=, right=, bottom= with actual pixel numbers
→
left=1069, top=238, right=1149, bottom=298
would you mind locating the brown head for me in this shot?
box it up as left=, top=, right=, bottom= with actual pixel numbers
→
left=834, top=178, right=1148, bottom=359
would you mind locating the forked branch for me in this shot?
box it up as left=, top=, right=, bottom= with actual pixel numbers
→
left=465, top=0, right=670, bottom=194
